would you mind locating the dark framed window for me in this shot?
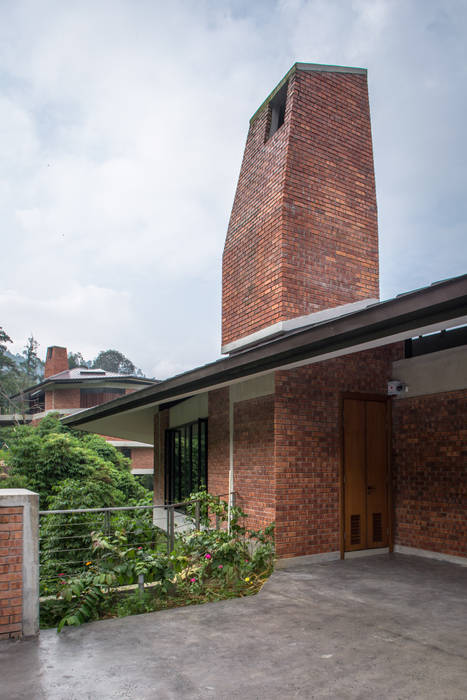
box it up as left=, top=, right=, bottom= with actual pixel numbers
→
left=29, top=391, right=45, bottom=414
left=80, top=388, right=125, bottom=408
left=164, top=418, right=207, bottom=504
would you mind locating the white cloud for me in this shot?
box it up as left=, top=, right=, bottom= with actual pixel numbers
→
left=1, top=284, right=132, bottom=361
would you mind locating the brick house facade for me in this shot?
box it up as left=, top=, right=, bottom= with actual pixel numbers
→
left=9, top=346, right=155, bottom=475
left=65, top=63, right=467, bottom=565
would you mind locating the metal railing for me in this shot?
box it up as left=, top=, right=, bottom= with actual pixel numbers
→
left=38, top=493, right=237, bottom=595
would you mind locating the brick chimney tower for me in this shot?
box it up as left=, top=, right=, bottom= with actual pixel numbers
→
left=44, top=346, right=69, bottom=378
left=222, top=63, right=379, bottom=352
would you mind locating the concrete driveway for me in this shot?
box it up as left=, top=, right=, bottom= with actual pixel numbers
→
left=1, top=553, right=466, bottom=699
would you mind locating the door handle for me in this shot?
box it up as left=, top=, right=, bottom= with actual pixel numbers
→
left=367, top=485, right=377, bottom=494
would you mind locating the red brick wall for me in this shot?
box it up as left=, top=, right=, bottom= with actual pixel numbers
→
left=130, top=447, right=153, bottom=471
left=45, top=388, right=81, bottom=410
left=222, top=66, right=378, bottom=347
left=392, top=389, right=467, bottom=558
left=44, top=346, right=68, bottom=378
left=222, top=78, right=289, bottom=347
left=207, top=389, right=230, bottom=498
left=0, top=506, right=23, bottom=640
left=233, top=395, right=275, bottom=530
left=274, top=345, right=402, bottom=558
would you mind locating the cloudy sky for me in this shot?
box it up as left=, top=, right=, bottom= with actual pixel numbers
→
left=1, top=0, right=466, bottom=378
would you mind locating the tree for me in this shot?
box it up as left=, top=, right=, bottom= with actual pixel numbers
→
left=0, top=414, right=150, bottom=508
left=0, top=327, right=21, bottom=414
left=93, top=349, right=139, bottom=375
left=0, top=329, right=45, bottom=414
left=68, top=351, right=90, bottom=369
left=0, top=326, right=14, bottom=373
left=21, top=335, right=43, bottom=382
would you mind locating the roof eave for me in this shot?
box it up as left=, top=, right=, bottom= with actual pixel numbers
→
left=62, top=274, right=467, bottom=428
left=10, top=376, right=156, bottom=400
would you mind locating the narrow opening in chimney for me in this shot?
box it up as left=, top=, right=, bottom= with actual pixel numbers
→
left=267, top=81, right=288, bottom=140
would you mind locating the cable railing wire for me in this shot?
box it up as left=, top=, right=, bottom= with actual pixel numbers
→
left=38, top=494, right=239, bottom=597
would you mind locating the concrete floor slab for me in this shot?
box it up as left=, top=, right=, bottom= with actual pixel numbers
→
left=1, top=554, right=467, bottom=699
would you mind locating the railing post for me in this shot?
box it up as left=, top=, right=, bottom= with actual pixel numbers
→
left=167, top=506, right=175, bottom=554
left=195, top=501, right=200, bottom=530
left=104, top=510, right=111, bottom=537
left=138, top=573, right=144, bottom=594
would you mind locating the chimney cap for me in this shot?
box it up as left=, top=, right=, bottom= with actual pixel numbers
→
left=250, top=62, right=367, bottom=124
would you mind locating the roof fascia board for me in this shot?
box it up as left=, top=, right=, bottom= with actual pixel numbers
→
left=63, top=276, right=467, bottom=428
left=68, top=313, right=467, bottom=438
left=11, top=376, right=155, bottom=399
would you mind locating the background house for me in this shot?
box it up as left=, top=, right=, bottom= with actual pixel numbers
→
left=64, top=63, right=467, bottom=565
left=7, top=345, right=156, bottom=477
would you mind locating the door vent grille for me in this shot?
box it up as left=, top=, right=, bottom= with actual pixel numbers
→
left=350, top=515, right=361, bottom=545
left=372, top=512, right=383, bottom=542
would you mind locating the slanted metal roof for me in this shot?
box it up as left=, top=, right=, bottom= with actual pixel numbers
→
left=62, top=273, right=467, bottom=437
left=11, top=368, right=157, bottom=399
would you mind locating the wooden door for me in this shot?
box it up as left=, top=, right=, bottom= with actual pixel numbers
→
left=343, top=398, right=388, bottom=551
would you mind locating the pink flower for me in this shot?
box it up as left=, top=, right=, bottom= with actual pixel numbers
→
left=218, top=565, right=223, bottom=569
left=137, top=546, right=143, bottom=550
left=58, top=573, right=65, bottom=577
left=190, top=577, right=196, bottom=583
left=204, top=553, right=211, bottom=560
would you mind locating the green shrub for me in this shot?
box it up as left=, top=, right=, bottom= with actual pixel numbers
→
left=47, top=491, right=274, bottom=632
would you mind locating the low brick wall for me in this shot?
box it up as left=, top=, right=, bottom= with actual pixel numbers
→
left=0, top=490, right=39, bottom=640
left=0, top=506, right=23, bottom=639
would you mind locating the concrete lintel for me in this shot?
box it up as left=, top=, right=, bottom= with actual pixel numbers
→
left=221, top=298, right=379, bottom=355
left=391, top=344, right=467, bottom=398
left=275, top=551, right=340, bottom=569
left=230, top=374, right=275, bottom=403
left=106, top=440, right=154, bottom=448
left=394, top=544, right=467, bottom=567
left=0, top=489, right=39, bottom=637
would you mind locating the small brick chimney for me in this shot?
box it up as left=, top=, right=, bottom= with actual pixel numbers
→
left=222, top=62, right=379, bottom=351
left=44, top=346, right=69, bottom=378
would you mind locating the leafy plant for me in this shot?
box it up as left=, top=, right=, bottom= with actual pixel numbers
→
left=47, top=491, right=275, bottom=632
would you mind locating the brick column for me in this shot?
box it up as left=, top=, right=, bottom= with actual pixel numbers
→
left=0, top=489, right=39, bottom=640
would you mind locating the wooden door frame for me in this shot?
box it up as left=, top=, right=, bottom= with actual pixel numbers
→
left=339, top=392, right=393, bottom=559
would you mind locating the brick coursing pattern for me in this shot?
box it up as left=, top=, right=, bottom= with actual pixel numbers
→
left=392, top=389, right=467, bottom=558
left=44, top=346, right=68, bottom=378
left=207, top=390, right=276, bottom=531
left=233, top=395, right=275, bottom=530
left=0, top=507, right=23, bottom=640
left=274, top=345, right=402, bottom=558
left=207, top=389, right=230, bottom=499
left=45, top=388, right=81, bottom=411
left=129, top=447, right=154, bottom=471
left=222, top=68, right=378, bottom=348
